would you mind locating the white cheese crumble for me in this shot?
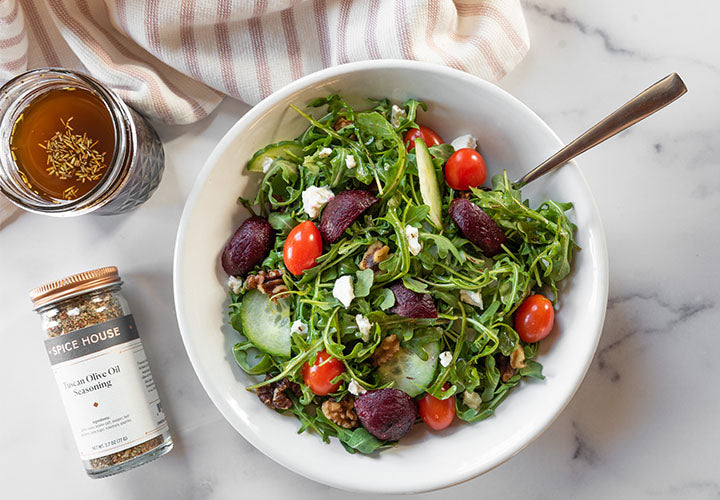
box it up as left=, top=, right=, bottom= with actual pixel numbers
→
left=302, top=185, right=334, bottom=218
left=404, top=225, right=422, bottom=256
left=463, top=390, right=482, bottom=410
left=67, top=307, right=81, bottom=317
left=450, top=134, right=477, bottom=151
left=355, top=314, right=373, bottom=342
left=348, top=379, right=367, bottom=396
left=227, top=276, right=243, bottom=294
left=390, top=104, right=407, bottom=128
left=291, top=320, right=308, bottom=336
left=345, top=154, right=357, bottom=169
left=460, top=289, right=483, bottom=309
left=318, top=147, right=333, bottom=158
left=439, top=350, right=453, bottom=367
left=332, top=275, right=355, bottom=308
left=261, top=156, right=274, bottom=173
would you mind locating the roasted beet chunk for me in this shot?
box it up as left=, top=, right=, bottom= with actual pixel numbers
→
left=354, top=388, right=418, bottom=441
left=389, top=282, right=437, bottom=319
left=221, top=216, right=274, bottom=276
left=449, top=198, right=506, bottom=256
left=319, top=189, right=378, bottom=243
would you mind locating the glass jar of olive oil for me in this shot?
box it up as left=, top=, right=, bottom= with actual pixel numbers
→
left=0, top=68, right=164, bottom=216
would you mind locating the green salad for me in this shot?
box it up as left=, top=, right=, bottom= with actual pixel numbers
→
left=221, top=95, right=577, bottom=454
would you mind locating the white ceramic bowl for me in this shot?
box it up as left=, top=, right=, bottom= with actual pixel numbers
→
left=173, top=60, right=608, bottom=494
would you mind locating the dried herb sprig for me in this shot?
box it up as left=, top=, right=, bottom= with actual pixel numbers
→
left=40, top=117, right=108, bottom=188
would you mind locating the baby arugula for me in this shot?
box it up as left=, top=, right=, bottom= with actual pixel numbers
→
left=227, top=94, right=577, bottom=454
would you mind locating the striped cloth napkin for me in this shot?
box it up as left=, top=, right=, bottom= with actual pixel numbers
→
left=0, top=0, right=529, bottom=224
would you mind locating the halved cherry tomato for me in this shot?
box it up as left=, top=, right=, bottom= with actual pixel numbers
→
left=419, top=383, right=455, bottom=431
left=445, top=148, right=487, bottom=191
left=514, top=294, right=555, bottom=343
left=283, top=221, right=323, bottom=275
left=404, top=126, right=444, bottom=151
left=302, top=350, right=345, bottom=396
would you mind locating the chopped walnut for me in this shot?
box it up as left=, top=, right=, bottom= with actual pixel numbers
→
left=245, top=269, right=288, bottom=301
left=256, top=377, right=301, bottom=410
left=497, top=355, right=515, bottom=382
left=510, top=345, right=527, bottom=369
left=359, top=242, right=391, bottom=272
left=333, top=117, right=353, bottom=131
left=372, top=334, right=400, bottom=366
left=321, top=396, right=358, bottom=429
left=333, top=117, right=357, bottom=140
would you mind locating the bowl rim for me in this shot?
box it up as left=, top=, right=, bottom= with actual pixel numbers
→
left=173, top=59, right=609, bottom=493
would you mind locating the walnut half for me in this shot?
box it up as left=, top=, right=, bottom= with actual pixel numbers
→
left=497, top=355, right=515, bottom=383
left=372, top=334, right=400, bottom=366
left=359, top=242, right=390, bottom=272
left=245, top=269, right=288, bottom=301
left=321, top=396, right=358, bottom=429
left=510, top=345, right=527, bottom=369
left=256, top=377, right=301, bottom=410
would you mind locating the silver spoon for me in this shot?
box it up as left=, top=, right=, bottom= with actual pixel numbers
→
left=514, top=73, right=687, bottom=187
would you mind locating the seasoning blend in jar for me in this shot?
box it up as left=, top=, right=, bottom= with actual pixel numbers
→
left=30, top=267, right=172, bottom=478
left=0, top=68, right=164, bottom=215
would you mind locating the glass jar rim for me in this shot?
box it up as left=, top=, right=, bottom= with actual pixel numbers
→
left=0, top=68, right=133, bottom=215
left=30, top=266, right=123, bottom=309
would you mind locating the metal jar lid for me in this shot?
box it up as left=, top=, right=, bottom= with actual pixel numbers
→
left=29, top=266, right=122, bottom=309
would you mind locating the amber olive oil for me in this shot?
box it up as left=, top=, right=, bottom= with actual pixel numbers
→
left=9, top=87, right=115, bottom=201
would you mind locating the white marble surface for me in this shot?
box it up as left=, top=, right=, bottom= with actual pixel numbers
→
left=2, top=1, right=719, bottom=497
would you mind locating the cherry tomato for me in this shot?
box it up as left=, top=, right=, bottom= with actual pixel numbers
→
left=419, top=383, right=455, bottom=431
left=514, top=294, right=555, bottom=343
left=404, top=126, right=444, bottom=151
left=445, top=148, right=487, bottom=191
left=283, top=221, right=323, bottom=276
left=302, top=350, right=345, bottom=396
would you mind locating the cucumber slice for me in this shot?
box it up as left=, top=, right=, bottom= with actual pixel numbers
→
left=234, top=290, right=291, bottom=357
left=377, top=342, right=439, bottom=397
left=415, top=138, right=443, bottom=229
left=247, top=141, right=305, bottom=172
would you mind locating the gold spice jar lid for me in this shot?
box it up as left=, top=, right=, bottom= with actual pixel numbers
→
left=29, top=266, right=122, bottom=309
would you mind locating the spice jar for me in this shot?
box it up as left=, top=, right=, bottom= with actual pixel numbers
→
left=30, top=267, right=172, bottom=478
left=0, top=68, right=164, bottom=216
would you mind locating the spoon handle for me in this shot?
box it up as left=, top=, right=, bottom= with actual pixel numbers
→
left=514, top=73, right=687, bottom=187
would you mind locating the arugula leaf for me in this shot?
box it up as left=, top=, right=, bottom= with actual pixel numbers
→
left=373, top=288, right=396, bottom=310
left=401, top=276, right=429, bottom=293
left=354, top=269, right=374, bottom=297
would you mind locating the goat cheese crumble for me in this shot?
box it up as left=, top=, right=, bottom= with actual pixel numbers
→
left=355, top=314, right=373, bottom=341
left=404, top=225, right=422, bottom=256
left=227, top=276, right=243, bottom=294
left=291, top=320, right=308, bottom=336
left=333, top=275, right=355, bottom=308
left=463, top=390, right=482, bottom=410
left=302, top=185, right=334, bottom=218
left=450, top=134, right=477, bottom=151
left=460, top=289, right=483, bottom=308
left=345, top=154, right=357, bottom=169
left=439, top=350, right=453, bottom=367
left=390, top=104, right=407, bottom=128
left=318, top=147, right=333, bottom=158
left=348, top=379, right=367, bottom=396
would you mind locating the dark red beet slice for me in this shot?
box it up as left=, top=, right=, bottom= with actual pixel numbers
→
left=449, top=198, right=506, bottom=256
left=221, top=216, right=274, bottom=276
left=354, top=388, right=418, bottom=441
left=319, top=189, right=378, bottom=243
left=389, top=282, right=438, bottom=319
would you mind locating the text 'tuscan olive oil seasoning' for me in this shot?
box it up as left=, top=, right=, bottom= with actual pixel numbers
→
left=30, top=266, right=172, bottom=478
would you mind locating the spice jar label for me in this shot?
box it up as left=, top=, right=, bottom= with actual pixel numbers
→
left=45, top=315, right=169, bottom=460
